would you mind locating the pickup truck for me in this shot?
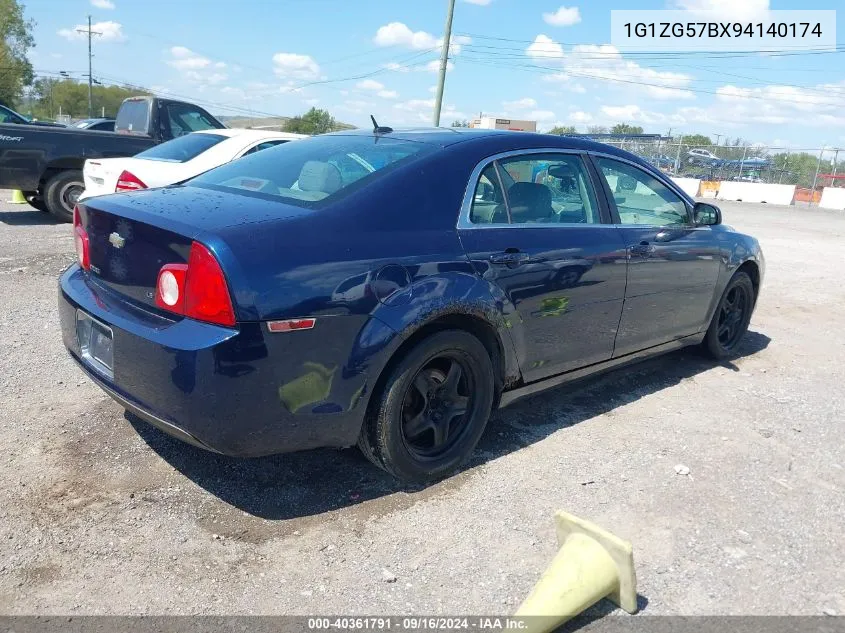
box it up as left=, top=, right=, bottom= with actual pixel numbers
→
left=0, top=96, right=225, bottom=221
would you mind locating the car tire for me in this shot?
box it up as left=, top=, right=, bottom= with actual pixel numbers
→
left=22, top=191, right=48, bottom=212
left=359, top=330, right=495, bottom=483
left=44, top=170, right=84, bottom=223
left=702, top=271, right=755, bottom=360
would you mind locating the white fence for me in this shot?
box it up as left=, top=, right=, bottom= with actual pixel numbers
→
left=716, top=182, right=796, bottom=205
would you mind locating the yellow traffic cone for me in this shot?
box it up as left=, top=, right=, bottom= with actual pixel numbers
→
left=514, top=510, right=637, bottom=633
left=9, top=190, right=27, bottom=204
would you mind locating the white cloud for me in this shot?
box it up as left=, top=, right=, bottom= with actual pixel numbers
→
left=272, top=53, right=320, bottom=80
left=58, top=20, right=125, bottom=42
left=357, top=79, right=385, bottom=91
left=599, top=104, right=688, bottom=126
left=374, top=22, right=470, bottom=54
left=669, top=0, right=769, bottom=19
left=383, top=62, right=411, bottom=73
left=393, top=98, right=466, bottom=124
left=91, top=0, right=115, bottom=8
left=425, top=60, right=454, bottom=73
left=570, top=110, right=592, bottom=123
left=503, top=97, right=537, bottom=110
left=304, top=98, right=319, bottom=106
left=526, top=34, right=564, bottom=60
left=543, top=6, right=582, bottom=27
left=356, top=79, right=398, bottom=99
left=463, top=0, right=492, bottom=4
left=531, top=41, right=694, bottom=100
left=528, top=109, right=556, bottom=121
left=167, top=46, right=210, bottom=70
left=374, top=22, right=438, bottom=49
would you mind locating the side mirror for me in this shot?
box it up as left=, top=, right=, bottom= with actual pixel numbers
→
left=693, top=202, right=721, bottom=226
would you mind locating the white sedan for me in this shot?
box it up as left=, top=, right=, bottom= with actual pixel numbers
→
left=79, top=129, right=307, bottom=200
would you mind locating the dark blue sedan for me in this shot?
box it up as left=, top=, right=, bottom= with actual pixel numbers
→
left=59, top=128, right=764, bottom=482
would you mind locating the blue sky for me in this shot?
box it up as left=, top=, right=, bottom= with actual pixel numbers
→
left=24, top=0, right=845, bottom=149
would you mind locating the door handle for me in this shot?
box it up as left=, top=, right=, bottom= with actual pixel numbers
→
left=489, top=251, right=530, bottom=266
left=629, top=242, right=656, bottom=257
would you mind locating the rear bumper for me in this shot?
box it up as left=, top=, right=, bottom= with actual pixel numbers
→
left=59, top=265, right=388, bottom=457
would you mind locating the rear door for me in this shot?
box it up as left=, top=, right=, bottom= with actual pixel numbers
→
left=458, top=150, right=628, bottom=383
left=590, top=154, right=721, bottom=356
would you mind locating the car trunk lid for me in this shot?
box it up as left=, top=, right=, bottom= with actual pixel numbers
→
left=76, top=185, right=312, bottom=313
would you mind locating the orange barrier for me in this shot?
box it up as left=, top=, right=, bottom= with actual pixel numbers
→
left=699, top=181, right=720, bottom=198
left=794, top=188, right=821, bottom=203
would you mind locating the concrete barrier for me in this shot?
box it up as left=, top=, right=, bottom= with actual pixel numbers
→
left=670, top=177, right=701, bottom=198
left=717, top=182, right=796, bottom=205
left=819, top=187, right=845, bottom=211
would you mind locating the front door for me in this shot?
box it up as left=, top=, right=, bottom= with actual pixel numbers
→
left=591, top=155, right=722, bottom=357
left=458, top=152, right=628, bottom=383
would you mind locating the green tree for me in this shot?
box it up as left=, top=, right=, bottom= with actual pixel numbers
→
left=770, top=151, right=833, bottom=188
left=681, top=134, right=712, bottom=147
left=451, top=119, right=470, bottom=127
left=285, top=107, right=337, bottom=135
left=0, top=0, right=35, bottom=107
left=547, top=125, right=576, bottom=135
left=27, top=78, right=150, bottom=119
left=586, top=125, right=608, bottom=134
left=611, top=123, right=644, bottom=134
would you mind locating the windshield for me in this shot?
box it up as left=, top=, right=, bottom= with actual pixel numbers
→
left=135, top=133, right=227, bottom=163
left=189, top=134, right=431, bottom=208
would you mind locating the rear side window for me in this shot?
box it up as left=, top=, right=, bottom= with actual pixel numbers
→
left=241, top=140, right=289, bottom=157
left=189, top=135, right=431, bottom=208
left=135, top=133, right=227, bottom=163
left=115, top=100, right=150, bottom=135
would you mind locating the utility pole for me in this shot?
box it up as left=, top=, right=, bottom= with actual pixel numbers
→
left=811, top=148, right=825, bottom=204
left=714, top=133, right=722, bottom=146
left=432, top=0, right=456, bottom=127
left=77, top=16, right=102, bottom=118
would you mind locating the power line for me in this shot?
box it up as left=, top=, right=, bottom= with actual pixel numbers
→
left=459, top=57, right=845, bottom=107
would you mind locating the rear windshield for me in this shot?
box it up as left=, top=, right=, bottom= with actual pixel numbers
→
left=135, top=133, right=227, bottom=163
left=115, top=100, right=150, bottom=135
left=188, top=135, right=431, bottom=208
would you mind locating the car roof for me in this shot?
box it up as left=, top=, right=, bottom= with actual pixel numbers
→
left=322, top=127, right=655, bottom=164
left=193, top=128, right=308, bottom=141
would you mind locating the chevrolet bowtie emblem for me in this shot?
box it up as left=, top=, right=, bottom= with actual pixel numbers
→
left=108, top=232, right=126, bottom=249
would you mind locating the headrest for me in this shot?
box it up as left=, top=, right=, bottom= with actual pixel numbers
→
left=508, top=182, right=552, bottom=210
left=298, top=161, right=342, bottom=194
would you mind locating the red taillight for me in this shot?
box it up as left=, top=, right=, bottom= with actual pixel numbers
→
left=267, top=318, right=316, bottom=333
left=115, top=170, right=147, bottom=192
left=73, top=206, right=90, bottom=270
left=154, top=242, right=236, bottom=327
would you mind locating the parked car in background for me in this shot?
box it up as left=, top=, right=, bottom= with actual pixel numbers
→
left=0, top=103, right=65, bottom=127
left=80, top=129, right=307, bottom=200
left=61, top=129, right=763, bottom=482
left=686, top=148, right=723, bottom=167
left=73, top=118, right=116, bottom=132
left=0, top=96, right=225, bottom=221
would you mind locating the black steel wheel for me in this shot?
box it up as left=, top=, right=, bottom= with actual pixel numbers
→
left=703, top=271, right=755, bottom=359
left=359, top=330, right=495, bottom=482
left=44, top=170, right=84, bottom=222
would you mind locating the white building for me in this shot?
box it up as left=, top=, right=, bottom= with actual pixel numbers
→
left=469, top=117, right=537, bottom=132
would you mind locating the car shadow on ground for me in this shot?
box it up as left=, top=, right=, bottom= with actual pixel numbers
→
left=129, top=330, right=771, bottom=521
left=0, top=209, right=61, bottom=225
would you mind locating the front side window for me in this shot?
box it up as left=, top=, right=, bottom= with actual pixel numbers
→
left=190, top=135, right=431, bottom=208
left=0, top=105, right=27, bottom=124
left=595, top=157, right=689, bottom=226
left=468, top=153, right=600, bottom=225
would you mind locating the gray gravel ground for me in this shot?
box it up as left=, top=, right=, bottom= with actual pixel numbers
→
left=0, top=192, right=842, bottom=616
